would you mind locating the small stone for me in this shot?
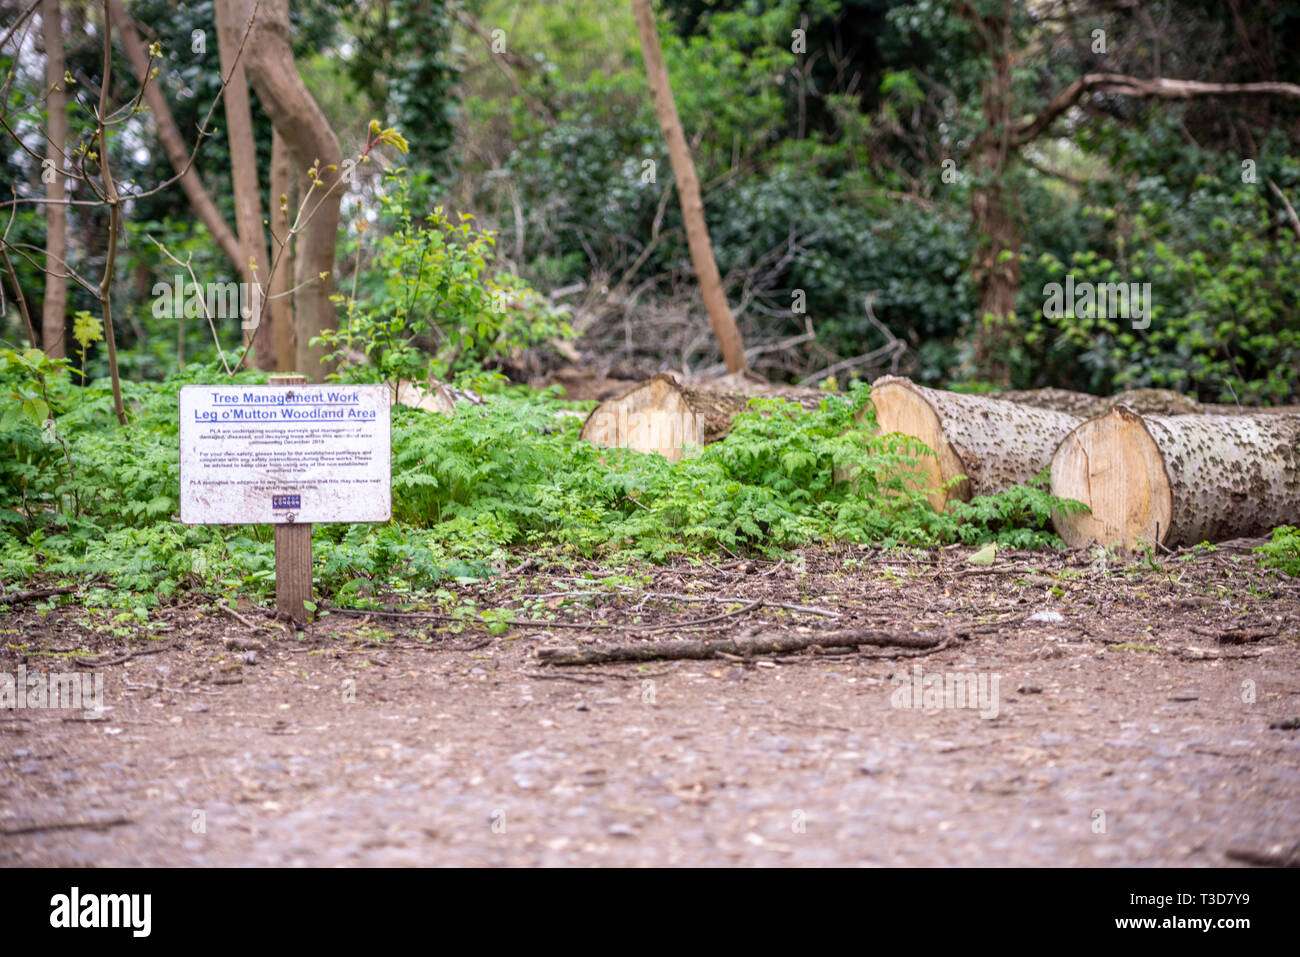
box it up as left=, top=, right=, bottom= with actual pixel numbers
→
left=574, top=702, right=589, bottom=712
left=608, top=824, right=636, bottom=838
left=1027, top=610, right=1064, bottom=623
left=1269, top=717, right=1300, bottom=731
left=1018, top=685, right=1043, bottom=694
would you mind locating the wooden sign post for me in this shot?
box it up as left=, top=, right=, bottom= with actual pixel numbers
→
left=269, top=374, right=312, bottom=622
left=178, top=377, right=391, bottom=624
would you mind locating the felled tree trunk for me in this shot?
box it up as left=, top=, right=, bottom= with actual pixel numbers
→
left=581, top=373, right=822, bottom=462
left=999, top=386, right=1300, bottom=418
left=866, top=375, right=1082, bottom=510
left=999, top=386, right=1201, bottom=418
left=1050, top=407, right=1300, bottom=550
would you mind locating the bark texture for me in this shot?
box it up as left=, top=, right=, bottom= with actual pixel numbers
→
left=267, top=128, right=295, bottom=371
left=107, top=0, right=246, bottom=283
left=966, top=1, right=1018, bottom=387
left=40, top=0, right=67, bottom=357
left=538, top=628, right=942, bottom=666
left=244, top=0, right=342, bottom=379
left=999, top=386, right=1300, bottom=418
left=214, top=0, right=272, bottom=366
left=1051, top=407, right=1300, bottom=550
left=866, top=375, right=1082, bottom=510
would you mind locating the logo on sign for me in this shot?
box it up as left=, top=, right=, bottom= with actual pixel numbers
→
left=272, top=495, right=301, bottom=509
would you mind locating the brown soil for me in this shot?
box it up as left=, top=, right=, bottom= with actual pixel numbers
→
left=3, top=544, right=1298, bottom=867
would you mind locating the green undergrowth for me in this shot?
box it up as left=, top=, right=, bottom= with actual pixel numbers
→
left=2, top=353, right=1094, bottom=611
left=1255, top=527, right=1300, bottom=578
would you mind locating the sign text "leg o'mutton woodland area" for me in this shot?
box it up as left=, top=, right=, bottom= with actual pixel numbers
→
left=178, top=384, right=391, bottom=525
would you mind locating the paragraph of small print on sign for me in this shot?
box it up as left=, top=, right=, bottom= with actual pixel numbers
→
left=178, top=385, right=392, bottom=525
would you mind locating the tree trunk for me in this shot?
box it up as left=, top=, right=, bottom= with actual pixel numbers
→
left=244, top=0, right=342, bottom=380
left=999, top=386, right=1300, bottom=418
left=267, top=128, right=295, bottom=371
left=106, top=0, right=247, bottom=285
left=967, top=3, right=1019, bottom=387
left=581, top=373, right=822, bottom=461
left=1051, top=408, right=1300, bottom=550
left=40, top=0, right=67, bottom=357
left=214, top=0, right=272, bottom=368
left=631, top=0, right=746, bottom=374
left=866, top=375, right=1082, bottom=510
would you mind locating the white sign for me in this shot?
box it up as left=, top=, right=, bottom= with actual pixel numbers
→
left=179, top=385, right=391, bottom=525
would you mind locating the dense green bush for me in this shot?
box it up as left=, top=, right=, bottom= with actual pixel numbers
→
left=1028, top=181, right=1300, bottom=402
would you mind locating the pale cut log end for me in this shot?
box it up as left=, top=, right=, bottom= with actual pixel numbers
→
left=579, top=374, right=700, bottom=462
left=867, top=375, right=970, bottom=510
left=1050, top=406, right=1173, bottom=550
left=394, top=380, right=455, bottom=414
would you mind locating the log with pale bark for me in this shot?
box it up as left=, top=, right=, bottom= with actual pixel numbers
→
left=865, top=376, right=1084, bottom=510
left=1050, top=407, right=1300, bottom=550
left=862, top=376, right=1300, bottom=511
left=999, top=386, right=1300, bottom=418
left=580, top=373, right=823, bottom=462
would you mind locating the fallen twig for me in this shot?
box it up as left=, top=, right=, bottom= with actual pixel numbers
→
left=1, top=814, right=133, bottom=836
left=537, top=627, right=943, bottom=666
left=1189, top=625, right=1279, bottom=645
left=1226, top=841, right=1300, bottom=867
left=215, top=602, right=271, bottom=632
left=0, top=584, right=82, bottom=605
left=73, top=643, right=175, bottom=668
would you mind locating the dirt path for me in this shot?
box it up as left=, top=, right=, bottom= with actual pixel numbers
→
left=3, top=545, right=1298, bottom=866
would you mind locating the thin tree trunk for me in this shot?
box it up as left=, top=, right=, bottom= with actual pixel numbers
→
left=95, top=1, right=126, bottom=425
left=244, top=0, right=341, bottom=380
left=214, top=0, right=272, bottom=368
left=968, top=4, right=1018, bottom=388
left=41, top=0, right=67, bottom=357
left=631, top=0, right=746, bottom=373
left=106, top=0, right=248, bottom=285
left=268, top=128, right=295, bottom=371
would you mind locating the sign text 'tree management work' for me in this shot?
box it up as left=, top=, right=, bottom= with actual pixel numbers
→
left=178, top=385, right=391, bottom=526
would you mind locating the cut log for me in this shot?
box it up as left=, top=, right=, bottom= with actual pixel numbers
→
left=1000, top=385, right=1300, bottom=418
left=580, top=373, right=822, bottom=461
left=1050, top=407, right=1300, bottom=549
left=865, top=375, right=1083, bottom=510
left=999, top=386, right=1201, bottom=418
left=394, top=380, right=459, bottom=414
